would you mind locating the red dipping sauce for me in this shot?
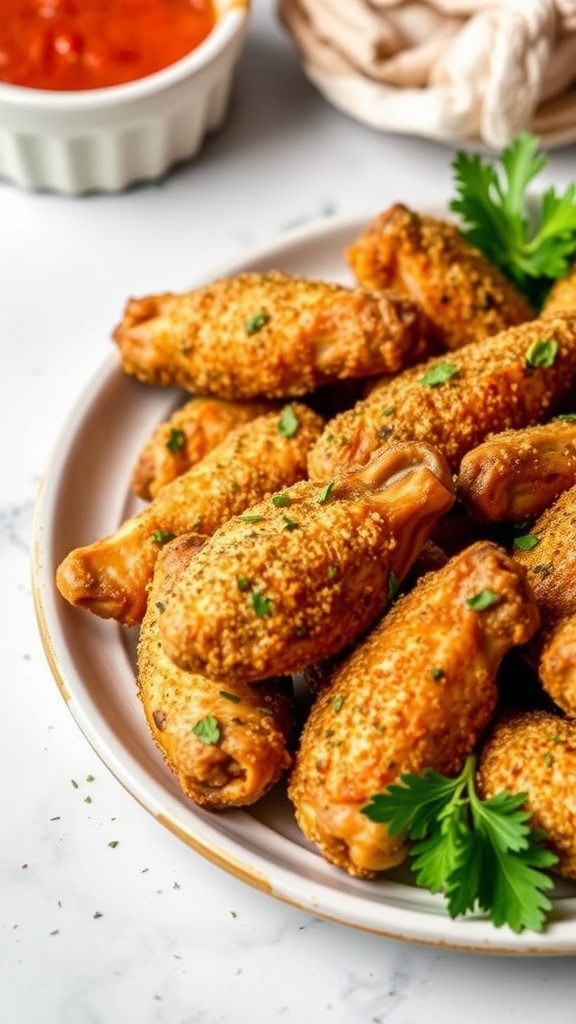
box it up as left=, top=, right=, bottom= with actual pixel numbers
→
left=0, top=0, right=217, bottom=91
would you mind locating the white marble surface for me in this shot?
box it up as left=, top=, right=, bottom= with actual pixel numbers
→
left=2, top=3, right=576, bottom=1021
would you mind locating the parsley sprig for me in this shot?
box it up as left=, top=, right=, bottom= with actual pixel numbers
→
left=450, top=132, right=576, bottom=309
left=362, top=755, right=558, bottom=933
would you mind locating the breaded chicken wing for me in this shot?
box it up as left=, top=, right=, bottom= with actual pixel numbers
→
left=157, top=442, right=455, bottom=683
left=288, top=542, right=540, bottom=878
left=56, top=404, right=323, bottom=626
left=132, top=395, right=277, bottom=500
left=542, top=264, right=576, bottom=315
left=513, top=482, right=576, bottom=716
left=478, top=711, right=576, bottom=881
left=308, top=312, right=576, bottom=481
left=113, top=270, right=434, bottom=400
left=345, top=204, right=532, bottom=351
left=456, top=419, right=576, bottom=522
left=138, top=535, right=293, bottom=809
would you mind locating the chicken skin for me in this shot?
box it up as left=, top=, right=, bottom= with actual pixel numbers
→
left=512, top=482, right=576, bottom=716
left=157, top=442, right=455, bottom=684
left=138, top=535, right=293, bottom=809
left=478, top=711, right=576, bottom=882
left=308, top=312, right=576, bottom=481
left=113, top=270, right=434, bottom=400
left=456, top=419, right=576, bottom=523
left=345, top=204, right=532, bottom=351
left=56, top=403, right=324, bottom=626
left=132, top=395, right=277, bottom=500
left=542, top=264, right=576, bottom=316
left=288, top=541, right=540, bottom=878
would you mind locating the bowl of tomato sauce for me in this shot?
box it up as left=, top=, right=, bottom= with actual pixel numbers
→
left=0, top=0, right=250, bottom=194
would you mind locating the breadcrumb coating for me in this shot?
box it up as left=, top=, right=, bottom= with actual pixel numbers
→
left=157, top=442, right=454, bottom=683
left=56, top=404, right=323, bottom=626
left=542, top=264, right=576, bottom=316
left=478, top=711, right=576, bottom=881
left=113, top=270, right=434, bottom=400
left=288, top=542, right=540, bottom=877
left=308, top=312, right=576, bottom=481
left=132, top=395, right=278, bottom=500
left=137, top=535, right=293, bottom=809
left=345, top=203, right=533, bottom=350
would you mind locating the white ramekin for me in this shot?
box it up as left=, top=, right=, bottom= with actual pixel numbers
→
left=0, top=0, right=250, bottom=195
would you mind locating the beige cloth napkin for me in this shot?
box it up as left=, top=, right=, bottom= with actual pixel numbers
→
left=278, top=0, right=576, bottom=148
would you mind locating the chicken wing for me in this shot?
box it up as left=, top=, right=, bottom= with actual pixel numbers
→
left=132, top=395, right=278, bottom=500
left=542, top=264, right=576, bottom=316
left=345, top=204, right=532, bottom=351
left=308, top=312, right=576, bottom=481
left=113, top=270, right=434, bottom=400
left=456, top=419, right=576, bottom=522
left=138, top=535, right=293, bottom=809
left=288, top=542, right=540, bottom=878
left=56, top=403, right=324, bottom=626
left=512, top=482, right=576, bottom=716
left=157, top=442, right=455, bottom=684
left=477, top=711, right=576, bottom=882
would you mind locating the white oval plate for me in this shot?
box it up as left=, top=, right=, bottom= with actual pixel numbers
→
left=32, top=214, right=576, bottom=955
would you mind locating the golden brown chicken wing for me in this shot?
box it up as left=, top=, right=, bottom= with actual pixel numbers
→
left=113, top=270, right=434, bottom=400
left=157, top=442, right=455, bottom=684
left=456, top=419, right=576, bottom=522
left=138, top=535, right=293, bottom=809
left=542, top=264, right=576, bottom=316
left=345, top=204, right=533, bottom=350
left=477, top=711, right=576, bottom=881
left=308, top=312, right=576, bottom=481
left=132, top=395, right=278, bottom=500
left=288, top=541, right=540, bottom=878
left=56, top=403, right=324, bottom=626
left=512, top=482, right=576, bottom=716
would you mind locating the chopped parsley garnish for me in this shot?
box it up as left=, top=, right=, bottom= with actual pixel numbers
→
left=192, top=715, right=220, bottom=744
left=278, top=405, right=300, bottom=437
left=237, top=515, right=264, bottom=524
left=331, top=695, right=345, bottom=712
left=251, top=590, right=272, bottom=617
left=282, top=516, right=299, bottom=531
left=525, top=339, right=558, bottom=370
left=388, top=571, right=400, bottom=602
left=318, top=480, right=336, bottom=504
left=151, top=530, right=176, bottom=545
left=236, top=575, right=250, bottom=591
left=271, top=493, right=291, bottom=507
left=419, top=363, right=460, bottom=388
left=430, top=667, right=445, bottom=681
left=219, top=690, right=241, bottom=703
left=244, top=310, right=270, bottom=335
left=514, top=534, right=540, bottom=551
left=166, top=427, right=185, bottom=453
left=327, top=564, right=338, bottom=580
left=466, top=589, right=501, bottom=611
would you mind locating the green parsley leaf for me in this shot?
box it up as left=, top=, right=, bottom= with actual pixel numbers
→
left=525, top=338, right=559, bottom=369
left=318, top=480, right=336, bottom=504
left=361, top=756, right=557, bottom=932
left=278, top=405, right=299, bottom=437
left=271, top=493, right=291, bottom=507
left=166, top=427, right=185, bottom=453
left=244, top=310, right=270, bottom=335
left=237, top=515, right=263, bottom=524
left=450, top=132, right=576, bottom=308
left=282, top=515, right=299, bottom=531
left=192, top=715, right=220, bottom=745
left=388, top=571, right=400, bottom=603
left=151, top=530, right=176, bottom=545
left=556, top=412, right=576, bottom=422
left=419, top=363, right=460, bottom=388
left=327, top=564, right=338, bottom=580
left=251, top=590, right=272, bottom=617
left=331, top=695, right=345, bottom=712
left=236, top=574, right=250, bottom=591
left=514, top=534, right=540, bottom=551
left=219, top=690, right=241, bottom=703
left=466, top=588, right=501, bottom=611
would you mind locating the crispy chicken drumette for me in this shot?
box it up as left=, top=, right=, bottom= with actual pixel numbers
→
left=345, top=204, right=532, bottom=351
left=113, top=270, right=434, bottom=400
left=157, top=442, right=455, bottom=684
left=288, top=542, right=540, bottom=878
left=56, top=404, right=323, bottom=626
